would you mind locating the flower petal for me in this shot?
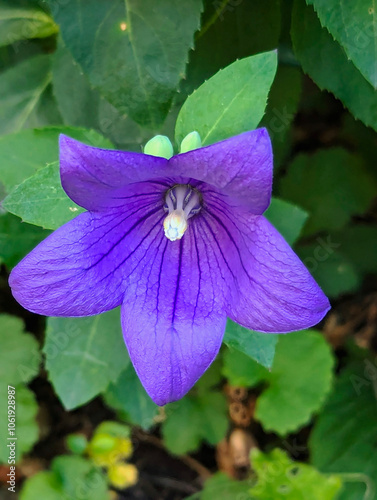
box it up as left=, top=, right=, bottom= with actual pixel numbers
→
left=203, top=197, right=330, bottom=332
left=120, top=215, right=228, bottom=405
left=60, top=135, right=170, bottom=211
left=9, top=183, right=166, bottom=316
left=170, top=128, right=273, bottom=214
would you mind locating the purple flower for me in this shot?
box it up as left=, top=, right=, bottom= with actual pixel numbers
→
left=9, top=129, right=330, bottom=405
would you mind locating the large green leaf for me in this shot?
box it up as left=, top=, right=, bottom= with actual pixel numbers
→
left=44, top=310, right=129, bottom=410
left=254, top=330, right=334, bottom=436
left=104, top=364, right=158, bottom=430
left=223, top=320, right=278, bottom=370
left=183, top=0, right=281, bottom=95
left=162, top=392, right=228, bottom=454
left=0, top=126, right=113, bottom=195
left=20, top=456, right=110, bottom=500
left=292, top=0, right=377, bottom=132
left=280, top=149, right=377, bottom=236
left=250, top=448, right=342, bottom=500
left=307, top=0, right=377, bottom=88
left=0, top=55, right=56, bottom=135
left=51, top=0, right=203, bottom=127
left=20, top=471, right=63, bottom=500
left=333, top=225, right=377, bottom=275
left=0, top=213, right=49, bottom=268
left=3, top=162, right=84, bottom=229
left=260, top=66, right=302, bottom=166
left=52, top=456, right=109, bottom=500
left=310, top=359, right=377, bottom=500
left=222, top=347, right=269, bottom=387
left=175, top=51, right=278, bottom=146
left=0, top=1, right=58, bottom=47
left=0, top=314, right=40, bottom=385
left=52, top=40, right=145, bottom=150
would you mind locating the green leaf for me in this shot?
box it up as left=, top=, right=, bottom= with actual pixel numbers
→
left=20, top=471, right=63, bottom=500
left=51, top=0, right=203, bottom=127
left=0, top=385, right=39, bottom=464
left=104, top=364, right=158, bottom=430
left=0, top=1, right=58, bottom=48
left=339, top=114, right=377, bottom=177
left=175, top=51, right=278, bottom=146
left=194, top=473, right=250, bottom=500
left=52, top=456, right=109, bottom=500
left=44, top=310, right=129, bottom=410
left=292, top=0, right=377, bottom=132
left=310, top=359, right=377, bottom=500
left=66, top=434, right=88, bottom=455
left=52, top=39, right=145, bottom=150
left=16, top=387, right=39, bottom=455
left=162, top=397, right=202, bottom=454
left=0, top=126, right=113, bottom=195
left=183, top=0, right=281, bottom=95
left=331, top=225, right=377, bottom=276
left=3, top=162, right=84, bottom=229
left=20, top=456, right=110, bottom=500
left=265, top=198, right=308, bottom=245
left=94, top=420, right=131, bottom=440
left=222, top=347, right=269, bottom=387
left=223, top=320, right=278, bottom=369
left=0, top=314, right=40, bottom=385
left=255, top=330, right=334, bottom=435
left=196, top=356, right=223, bottom=392
left=0, top=55, right=54, bottom=135
left=0, top=213, right=49, bottom=268
left=280, top=149, right=377, bottom=236
left=250, top=448, right=342, bottom=500
left=297, top=245, right=360, bottom=298
left=307, top=0, right=377, bottom=88
left=162, top=391, right=228, bottom=455
left=260, top=66, right=302, bottom=166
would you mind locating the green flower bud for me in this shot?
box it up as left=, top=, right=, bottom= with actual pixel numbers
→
left=144, top=135, right=174, bottom=159
left=90, top=433, right=118, bottom=454
left=180, top=131, right=202, bottom=154
left=108, top=463, right=138, bottom=489
left=66, top=433, right=88, bottom=455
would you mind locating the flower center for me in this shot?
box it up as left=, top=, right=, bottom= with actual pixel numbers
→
left=163, top=184, right=201, bottom=241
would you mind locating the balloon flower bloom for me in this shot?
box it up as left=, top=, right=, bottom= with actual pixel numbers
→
left=9, top=129, right=330, bottom=405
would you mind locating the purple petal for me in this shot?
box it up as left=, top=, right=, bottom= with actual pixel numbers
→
left=9, top=183, right=166, bottom=316
left=120, top=214, right=228, bottom=406
left=60, top=129, right=272, bottom=214
left=202, top=196, right=330, bottom=332
left=170, top=128, right=273, bottom=214
left=60, top=135, right=170, bottom=211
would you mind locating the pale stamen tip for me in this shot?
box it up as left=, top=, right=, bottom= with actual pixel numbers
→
left=163, top=210, right=187, bottom=241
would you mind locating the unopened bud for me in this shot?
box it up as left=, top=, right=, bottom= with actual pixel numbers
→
left=180, top=131, right=202, bottom=153
left=144, top=135, right=173, bottom=159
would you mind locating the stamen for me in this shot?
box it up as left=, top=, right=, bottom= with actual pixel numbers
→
left=163, top=185, right=201, bottom=241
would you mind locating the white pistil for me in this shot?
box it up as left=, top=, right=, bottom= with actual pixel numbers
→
left=163, top=210, right=187, bottom=241
left=163, top=185, right=201, bottom=242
